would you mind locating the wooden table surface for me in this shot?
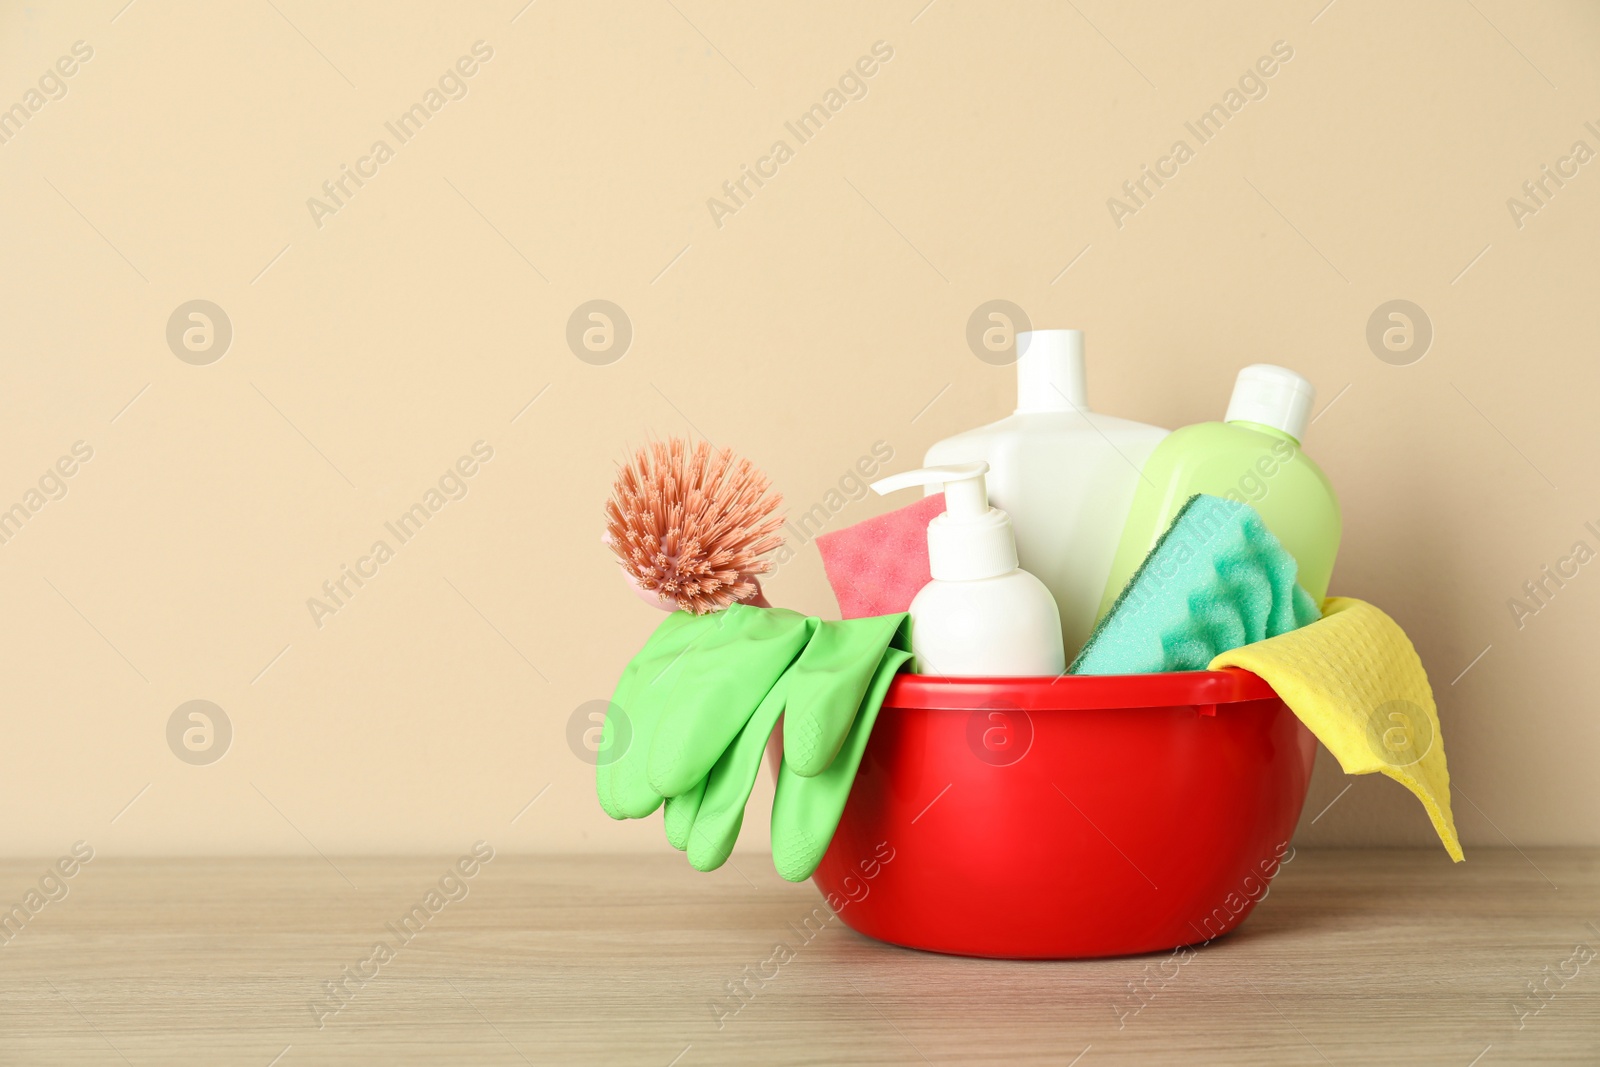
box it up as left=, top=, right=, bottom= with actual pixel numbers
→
left=0, top=849, right=1595, bottom=1065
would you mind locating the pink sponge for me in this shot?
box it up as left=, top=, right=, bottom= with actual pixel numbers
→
left=816, top=494, right=943, bottom=619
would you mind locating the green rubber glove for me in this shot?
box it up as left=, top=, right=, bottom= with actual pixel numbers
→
left=662, top=778, right=705, bottom=851
left=681, top=671, right=792, bottom=871
left=783, top=614, right=910, bottom=776
left=598, top=605, right=813, bottom=821
left=771, top=641, right=911, bottom=882
left=645, top=605, right=815, bottom=799
left=595, top=610, right=704, bottom=820
left=684, top=615, right=910, bottom=874
left=596, top=606, right=911, bottom=882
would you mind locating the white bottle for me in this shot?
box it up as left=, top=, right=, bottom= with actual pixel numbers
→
left=923, top=329, right=1168, bottom=660
left=870, top=463, right=1065, bottom=677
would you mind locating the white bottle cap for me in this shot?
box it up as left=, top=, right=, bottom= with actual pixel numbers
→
left=1223, top=364, right=1315, bottom=442
left=870, top=462, right=1018, bottom=581
left=1015, top=329, right=1089, bottom=414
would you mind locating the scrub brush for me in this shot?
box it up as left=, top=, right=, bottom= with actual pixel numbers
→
left=605, top=438, right=785, bottom=614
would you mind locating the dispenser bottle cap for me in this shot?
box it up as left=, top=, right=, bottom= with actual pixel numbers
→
left=1223, top=363, right=1315, bottom=443
left=1015, top=329, right=1089, bottom=414
left=870, top=462, right=1019, bottom=581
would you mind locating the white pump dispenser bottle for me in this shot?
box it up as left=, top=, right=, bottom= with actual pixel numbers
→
left=870, top=462, right=1065, bottom=677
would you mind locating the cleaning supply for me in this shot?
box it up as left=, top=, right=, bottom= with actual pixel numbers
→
left=673, top=670, right=794, bottom=863
left=646, top=607, right=819, bottom=800
left=871, top=462, right=1065, bottom=676
left=812, top=669, right=1316, bottom=958
left=1209, top=597, right=1463, bottom=861
left=595, top=605, right=814, bottom=820
left=770, top=634, right=909, bottom=881
left=816, top=493, right=945, bottom=619
left=1098, top=364, right=1340, bottom=620
left=594, top=609, right=705, bottom=819
left=687, top=614, right=911, bottom=878
left=1071, top=494, right=1320, bottom=675
left=923, top=329, right=1168, bottom=659
left=782, top=612, right=911, bottom=776
left=605, top=438, right=785, bottom=614
left=596, top=604, right=915, bottom=881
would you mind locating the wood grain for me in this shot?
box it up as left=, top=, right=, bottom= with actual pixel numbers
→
left=0, top=849, right=1595, bottom=1065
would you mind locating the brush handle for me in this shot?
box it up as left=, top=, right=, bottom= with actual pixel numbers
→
left=623, top=570, right=772, bottom=612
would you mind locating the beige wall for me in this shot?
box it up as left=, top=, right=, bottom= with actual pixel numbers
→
left=1, top=0, right=1596, bottom=858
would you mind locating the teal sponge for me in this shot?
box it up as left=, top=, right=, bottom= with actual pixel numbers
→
left=1071, top=494, right=1321, bottom=675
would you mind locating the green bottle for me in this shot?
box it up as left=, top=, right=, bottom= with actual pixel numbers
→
left=1097, top=364, right=1341, bottom=620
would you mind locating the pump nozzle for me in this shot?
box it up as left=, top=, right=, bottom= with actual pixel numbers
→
left=870, top=462, right=990, bottom=518
left=870, top=462, right=1018, bottom=581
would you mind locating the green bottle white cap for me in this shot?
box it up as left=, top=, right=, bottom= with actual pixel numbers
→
left=1224, top=364, right=1315, bottom=442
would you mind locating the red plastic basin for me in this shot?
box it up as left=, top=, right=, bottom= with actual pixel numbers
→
left=807, top=668, right=1314, bottom=959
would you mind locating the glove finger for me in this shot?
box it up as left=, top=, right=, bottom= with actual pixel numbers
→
left=685, top=676, right=789, bottom=872
left=772, top=646, right=911, bottom=882
left=783, top=614, right=908, bottom=777
left=647, top=606, right=813, bottom=799
left=663, top=777, right=706, bottom=851
left=597, top=610, right=704, bottom=819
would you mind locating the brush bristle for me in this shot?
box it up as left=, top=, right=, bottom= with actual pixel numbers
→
left=604, top=438, right=785, bottom=614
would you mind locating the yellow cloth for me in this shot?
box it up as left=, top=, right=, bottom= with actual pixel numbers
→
left=1209, top=596, right=1463, bottom=862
